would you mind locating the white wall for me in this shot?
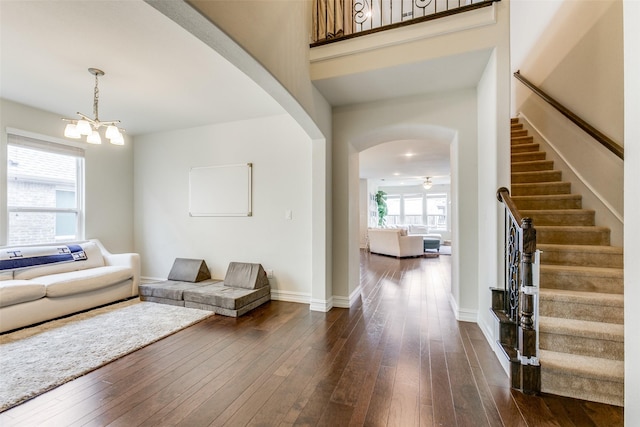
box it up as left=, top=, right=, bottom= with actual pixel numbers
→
left=0, top=99, right=134, bottom=252
left=133, top=114, right=313, bottom=301
left=476, top=48, right=501, bottom=343
left=624, top=0, right=640, bottom=422
left=146, top=0, right=333, bottom=311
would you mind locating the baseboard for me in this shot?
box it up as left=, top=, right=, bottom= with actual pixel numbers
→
left=270, top=289, right=311, bottom=305
left=478, top=314, right=510, bottom=375
left=310, top=297, right=333, bottom=312
left=333, top=285, right=362, bottom=308
left=448, top=293, right=478, bottom=322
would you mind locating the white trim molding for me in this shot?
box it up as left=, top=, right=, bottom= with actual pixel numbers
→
left=310, top=297, right=333, bottom=312
left=333, top=285, right=362, bottom=308
left=270, top=289, right=312, bottom=305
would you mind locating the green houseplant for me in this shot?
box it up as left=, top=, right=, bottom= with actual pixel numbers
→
left=375, top=190, right=387, bottom=226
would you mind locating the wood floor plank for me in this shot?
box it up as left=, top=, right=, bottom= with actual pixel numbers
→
left=1, top=250, right=624, bottom=426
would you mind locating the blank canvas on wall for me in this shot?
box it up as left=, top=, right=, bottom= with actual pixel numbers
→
left=189, top=163, right=252, bottom=216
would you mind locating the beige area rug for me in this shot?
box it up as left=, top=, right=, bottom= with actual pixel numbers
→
left=0, top=299, right=214, bottom=412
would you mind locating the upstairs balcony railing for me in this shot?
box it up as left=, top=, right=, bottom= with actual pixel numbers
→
left=312, top=0, right=497, bottom=46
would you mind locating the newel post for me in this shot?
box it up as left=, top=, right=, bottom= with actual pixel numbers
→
left=519, top=218, right=540, bottom=394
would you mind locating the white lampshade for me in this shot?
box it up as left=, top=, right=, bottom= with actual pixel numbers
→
left=105, top=125, right=120, bottom=140
left=109, top=131, right=124, bottom=146
left=64, top=123, right=81, bottom=139
left=87, top=130, right=102, bottom=144
left=76, top=119, right=92, bottom=136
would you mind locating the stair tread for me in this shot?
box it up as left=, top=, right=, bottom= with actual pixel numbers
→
left=539, top=288, right=624, bottom=307
left=538, top=243, right=623, bottom=254
left=539, top=349, right=624, bottom=381
left=521, top=209, right=595, bottom=214
left=511, top=181, right=571, bottom=186
left=539, top=316, right=624, bottom=341
left=541, top=264, right=623, bottom=276
left=512, top=194, right=581, bottom=200
left=536, top=225, right=609, bottom=231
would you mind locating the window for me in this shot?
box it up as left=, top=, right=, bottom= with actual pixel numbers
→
left=6, top=133, right=84, bottom=245
left=426, top=194, right=447, bottom=230
left=385, top=195, right=401, bottom=225
left=376, top=191, right=449, bottom=231
left=403, top=194, right=423, bottom=224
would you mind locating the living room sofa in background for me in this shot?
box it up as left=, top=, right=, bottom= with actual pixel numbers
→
left=0, top=239, right=140, bottom=333
left=368, top=228, right=424, bottom=258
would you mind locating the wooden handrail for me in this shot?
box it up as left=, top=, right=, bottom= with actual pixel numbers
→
left=514, top=71, right=624, bottom=160
left=497, top=187, right=523, bottom=225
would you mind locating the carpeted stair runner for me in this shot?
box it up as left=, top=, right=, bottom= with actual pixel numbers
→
left=510, top=118, right=624, bottom=407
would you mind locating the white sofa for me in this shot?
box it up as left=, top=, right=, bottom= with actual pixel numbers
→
left=0, top=239, right=140, bottom=333
left=368, top=228, right=424, bottom=258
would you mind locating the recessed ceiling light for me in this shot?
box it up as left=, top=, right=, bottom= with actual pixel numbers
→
left=405, top=153, right=414, bottom=157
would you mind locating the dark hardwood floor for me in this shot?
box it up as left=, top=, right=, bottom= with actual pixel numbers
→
left=0, top=251, right=623, bottom=426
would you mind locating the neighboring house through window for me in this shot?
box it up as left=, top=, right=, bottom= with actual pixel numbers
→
left=6, top=132, right=85, bottom=245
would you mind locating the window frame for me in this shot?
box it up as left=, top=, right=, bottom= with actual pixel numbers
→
left=5, top=129, right=86, bottom=246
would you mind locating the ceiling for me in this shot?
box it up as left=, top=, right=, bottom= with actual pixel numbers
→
left=1, top=1, right=490, bottom=186
left=0, top=1, right=284, bottom=136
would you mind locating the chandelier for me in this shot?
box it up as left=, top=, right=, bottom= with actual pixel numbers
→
left=422, top=177, right=433, bottom=190
left=62, top=68, right=125, bottom=145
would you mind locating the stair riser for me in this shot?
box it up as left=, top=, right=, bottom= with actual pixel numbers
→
left=541, top=370, right=623, bottom=407
left=511, top=183, right=571, bottom=196
left=512, top=152, right=547, bottom=162
left=511, top=161, right=554, bottom=172
left=537, top=228, right=610, bottom=245
left=540, top=249, right=623, bottom=268
left=511, top=143, right=539, bottom=153
left=539, top=300, right=624, bottom=324
left=540, top=272, right=622, bottom=294
left=521, top=212, right=595, bottom=226
left=512, top=196, right=582, bottom=210
left=511, top=130, right=528, bottom=137
left=512, top=171, right=562, bottom=183
left=540, top=333, right=623, bottom=361
left=511, top=123, right=523, bottom=130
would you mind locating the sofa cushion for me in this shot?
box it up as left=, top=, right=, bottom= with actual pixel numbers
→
left=0, top=280, right=46, bottom=307
left=183, top=282, right=270, bottom=310
left=223, top=262, right=269, bottom=290
left=0, top=271, right=13, bottom=281
left=39, top=266, right=133, bottom=298
left=13, top=242, right=105, bottom=280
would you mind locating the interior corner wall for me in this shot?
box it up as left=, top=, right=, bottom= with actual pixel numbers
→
left=133, top=114, right=313, bottom=301
left=0, top=99, right=134, bottom=252
left=332, top=90, right=478, bottom=316
left=624, top=0, right=640, bottom=421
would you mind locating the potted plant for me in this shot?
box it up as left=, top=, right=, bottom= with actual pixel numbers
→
left=375, top=190, right=387, bottom=226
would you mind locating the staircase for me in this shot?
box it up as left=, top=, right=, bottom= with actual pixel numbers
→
left=510, top=118, right=624, bottom=407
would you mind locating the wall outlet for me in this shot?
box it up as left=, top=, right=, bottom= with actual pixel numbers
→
left=266, top=269, right=274, bottom=278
